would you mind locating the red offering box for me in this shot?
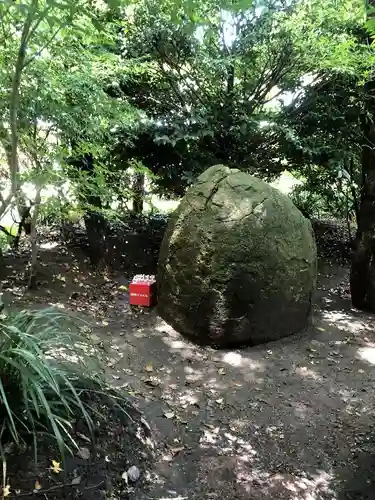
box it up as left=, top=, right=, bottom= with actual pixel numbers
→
left=129, top=276, right=157, bottom=307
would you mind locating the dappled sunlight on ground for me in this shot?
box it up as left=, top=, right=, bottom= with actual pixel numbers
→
left=3, top=245, right=375, bottom=499
left=321, top=309, right=374, bottom=334
left=236, top=469, right=337, bottom=500
left=357, top=346, right=375, bottom=365
left=295, top=366, right=324, bottom=382
left=39, top=240, right=60, bottom=250
left=219, top=351, right=266, bottom=372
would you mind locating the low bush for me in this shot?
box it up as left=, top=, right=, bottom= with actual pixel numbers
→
left=289, top=177, right=358, bottom=222
left=0, top=306, right=130, bottom=459
left=290, top=185, right=332, bottom=219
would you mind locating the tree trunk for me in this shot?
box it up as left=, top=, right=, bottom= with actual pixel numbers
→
left=350, top=79, right=375, bottom=310
left=132, top=171, right=145, bottom=215
left=350, top=0, right=375, bottom=310
left=0, top=247, right=4, bottom=280
left=13, top=203, right=32, bottom=250
left=67, top=149, right=108, bottom=265
left=84, top=211, right=107, bottom=266
left=28, top=188, right=41, bottom=289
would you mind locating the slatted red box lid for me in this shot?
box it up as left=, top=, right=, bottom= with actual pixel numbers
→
left=129, top=275, right=157, bottom=307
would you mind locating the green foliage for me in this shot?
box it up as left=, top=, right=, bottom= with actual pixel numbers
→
left=0, top=0, right=140, bottom=224
left=0, top=225, right=16, bottom=251
left=107, top=0, right=368, bottom=199
left=0, top=306, right=129, bottom=457
left=278, top=69, right=364, bottom=223
left=0, top=232, right=9, bottom=252
left=290, top=179, right=356, bottom=221
left=0, top=0, right=372, bottom=232
left=290, top=186, right=327, bottom=219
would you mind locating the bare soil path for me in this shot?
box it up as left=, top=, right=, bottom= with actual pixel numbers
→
left=3, top=242, right=375, bottom=500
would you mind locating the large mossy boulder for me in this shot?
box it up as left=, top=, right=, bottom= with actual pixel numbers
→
left=157, top=165, right=317, bottom=347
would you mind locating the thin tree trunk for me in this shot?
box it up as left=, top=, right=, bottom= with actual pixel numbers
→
left=0, top=1, right=38, bottom=222
left=9, top=0, right=37, bottom=196
left=0, top=247, right=4, bottom=281
left=28, top=187, right=41, bottom=290
left=12, top=204, right=32, bottom=250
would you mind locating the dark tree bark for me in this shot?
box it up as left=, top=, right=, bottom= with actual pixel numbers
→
left=84, top=211, right=107, bottom=266
left=28, top=188, right=41, bottom=290
left=67, top=147, right=107, bottom=265
left=13, top=204, right=32, bottom=250
left=350, top=72, right=375, bottom=311
left=80, top=160, right=107, bottom=266
left=0, top=247, right=4, bottom=280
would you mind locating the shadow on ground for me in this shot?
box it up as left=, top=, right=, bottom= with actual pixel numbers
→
left=2, top=245, right=375, bottom=499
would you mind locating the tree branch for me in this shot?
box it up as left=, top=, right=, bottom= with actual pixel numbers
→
left=24, top=23, right=66, bottom=68
left=9, top=0, right=39, bottom=198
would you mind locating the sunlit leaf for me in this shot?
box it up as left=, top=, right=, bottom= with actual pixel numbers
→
left=163, top=411, right=175, bottom=419
left=51, top=460, right=63, bottom=474
left=2, top=484, right=10, bottom=497
left=33, top=479, right=42, bottom=492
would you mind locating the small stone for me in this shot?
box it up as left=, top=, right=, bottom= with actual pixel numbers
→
left=127, top=465, right=140, bottom=482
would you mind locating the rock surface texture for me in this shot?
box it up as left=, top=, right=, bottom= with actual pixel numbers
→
left=157, top=165, right=317, bottom=347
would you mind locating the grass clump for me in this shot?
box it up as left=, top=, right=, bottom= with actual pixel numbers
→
left=0, top=306, right=128, bottom=458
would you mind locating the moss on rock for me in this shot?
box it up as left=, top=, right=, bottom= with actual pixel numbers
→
left=157, top=165, right=317, bottom=347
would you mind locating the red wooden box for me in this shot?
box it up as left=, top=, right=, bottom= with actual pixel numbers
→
left=129, top=275, right=157, bottom=307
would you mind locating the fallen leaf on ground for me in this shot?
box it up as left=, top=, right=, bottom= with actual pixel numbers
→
left=77, top=447, right=90, bottom=460
left=203, top=423, right=216, bottom=430
left=2, top=485, right=10, bottom=497
left=145, top=364, right=153, bottom=372
left=71, top=475, right=82, bottom=485
left=121, top=471, right=128, bottom=484
left=169, top=446, right=185, bottom=456
left=76, top=432, right=91, bottom=443
left=176, top=416, right=188, bottom=425
left=51, top=460, right=62, bottom=474
left=163, top=411, right=175, bottom=419
left=33, top=480, right=42, bottom=492
left=144, top=377, right=160, bottom=387
left=141, top=416, right=151, bottom=432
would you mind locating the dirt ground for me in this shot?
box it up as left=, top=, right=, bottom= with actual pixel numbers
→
left=2, top=237, right=375, bottom=500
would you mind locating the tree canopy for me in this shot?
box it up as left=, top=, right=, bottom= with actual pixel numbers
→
left=1, top=0, right=375, bottom=309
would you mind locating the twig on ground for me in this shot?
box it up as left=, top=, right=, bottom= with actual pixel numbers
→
left=9, top=480, right=105, bottom=497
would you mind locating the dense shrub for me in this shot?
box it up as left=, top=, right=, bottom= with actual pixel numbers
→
left=290, top=182, right=357, bottom=221
left=62, top=212, right=170, bottom=271
left=290, top=186, right=330, bottom=219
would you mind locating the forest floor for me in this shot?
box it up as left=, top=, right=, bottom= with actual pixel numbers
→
left=2, top=225, right=375, bottom=500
